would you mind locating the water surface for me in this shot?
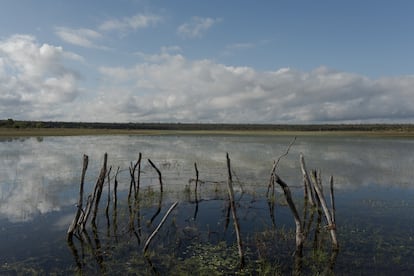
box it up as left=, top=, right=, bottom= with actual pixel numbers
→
left=0, top=135, right=413, bottom=274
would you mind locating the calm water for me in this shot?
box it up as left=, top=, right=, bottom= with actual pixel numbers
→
left=1, top=134, right=414, bottom=274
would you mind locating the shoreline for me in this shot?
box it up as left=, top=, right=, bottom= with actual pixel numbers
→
left=1, top=127, right=414, bottom=138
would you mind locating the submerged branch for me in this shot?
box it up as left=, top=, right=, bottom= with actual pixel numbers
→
left=143, top=201, right=179, bottom=254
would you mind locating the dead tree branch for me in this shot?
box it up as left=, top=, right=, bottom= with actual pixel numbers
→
left=67, top=154, right=88, bottom=241
left=148, top=158, right=163, bottom=193
left=226, top=153, right=245, bottom=268
left=143, top=201, right=179, bottom=254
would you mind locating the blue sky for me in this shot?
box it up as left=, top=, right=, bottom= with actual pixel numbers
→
left=0, top=0, right=413, bottom=123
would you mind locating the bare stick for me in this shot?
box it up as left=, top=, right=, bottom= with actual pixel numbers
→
left=136, top=153, right=142, bottom=200
left=193, top=162, right=199, bottom=220
left=67, top=154, right=89, bottom=241
left=330, top=175, right=336, bottom=224
left=113, top=167, right=120, bottom=210
left=105, top=166, right=112, bottom=220
left=128, top=163, right=136, bottom=202
left=310, top=170, right=339, bottom=250
left=299, top=154, right=316, bottom=206
left=267, top=137, right=297, bottom=197
left=148, top=159, right=163, bottom=193
left=274, top=174, right=304, bottom=252
left=105, top=166, right=112, bottom=237
left=143, top=201, right=179, bottom=254
left=194, top=162, right=199, bottom=196
left=226, top=153, right=245, bottom=268
left=91, top=153, right=108, bottom=226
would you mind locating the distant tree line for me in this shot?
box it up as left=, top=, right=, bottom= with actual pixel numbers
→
left=1, top=118, right=414, bottom=132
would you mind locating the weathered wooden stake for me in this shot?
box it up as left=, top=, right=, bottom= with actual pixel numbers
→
left=226, top=153, right=245, bottom=268
left=105, top=166, right=112, bottom=222
left=193, top=162, right=199, bottom=220
left=113, top=167, right=120, bottom=210
left=300, top=154, right=316, bottom=206
left=148, top=158, right=163, bottom=193
left=91, top=153, right=108, bottom=226
left=310, top=170, right=339, bottom=250
left=274, top=174, right=304, bottom=252
left=136, top=153, right=142, bottom=200
left=67, top=154, right=89, bottom=241
left=329, top=175, right=336, bottom=224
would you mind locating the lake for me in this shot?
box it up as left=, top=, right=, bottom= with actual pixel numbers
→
left=1, top=134, right=414, bottom=275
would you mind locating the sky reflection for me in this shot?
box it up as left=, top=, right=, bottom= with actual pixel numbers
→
left=0, top=135, right=413, bottom=222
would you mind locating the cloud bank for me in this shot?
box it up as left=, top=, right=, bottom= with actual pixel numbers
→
left=1, top=35, right=414, bottom=123
left=0, top=35, right=82, bottom=120
left=93, top=52, right=414, bottom=123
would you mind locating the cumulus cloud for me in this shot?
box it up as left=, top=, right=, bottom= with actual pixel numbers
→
left=177, top=17, right=221, bottom=38
left=99, top=13, right=162, bottom=32
left=55, top=27, right=105, bottom=49
left=2, top=36, right=414, bottom=124
left=92, top=52, right=414, bottom=123
left=0, top=34, right=82, bottom=119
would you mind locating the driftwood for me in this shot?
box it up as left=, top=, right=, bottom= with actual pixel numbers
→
left=143, top=201, right=179, bottom=254
left=226, top=153, right=245, bottom=268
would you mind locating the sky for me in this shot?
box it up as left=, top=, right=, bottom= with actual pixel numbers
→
left=0, top=0, right=413, bottom=124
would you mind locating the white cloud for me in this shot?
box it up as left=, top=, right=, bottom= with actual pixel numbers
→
left=99, top=13, right=162, bottom=32
left=2, top=37, right=414, bottom=124
left=91, top=52, right=414, bottom=123
left=55, top=27, right=105, bottom=49
left=0, top=35, right=82, bottom=120
left=177, top=17, right=221, bottom=38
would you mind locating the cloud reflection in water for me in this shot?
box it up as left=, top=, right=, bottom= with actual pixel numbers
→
left=0, top=135, right=413, bottom=222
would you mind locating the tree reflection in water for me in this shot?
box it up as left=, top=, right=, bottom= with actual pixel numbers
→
left=66, top=153, right=339, bottom=275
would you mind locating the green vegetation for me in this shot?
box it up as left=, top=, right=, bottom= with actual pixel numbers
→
left=1, top=118, right=414, bottom=137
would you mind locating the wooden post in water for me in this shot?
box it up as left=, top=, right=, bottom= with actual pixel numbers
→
left=329, top=175, right=336, bottom=225
left=136, top=153, right=142, bottom=200
left=300, top=154, right=316, bottom=207
left=226, top=153, right=245, bottom=268
left=310, top=169, right=339, bottom=250
left=91, top=153, right=108, bottom=226
left=274, top=174, right=304, bottom=253
left=193, top=162, right=199, bottom=220
left=148, top=159, right=163, bottom=193
left=105, top=166, right=112, bottom=223
left=67, top=154, right=89, bottom=241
